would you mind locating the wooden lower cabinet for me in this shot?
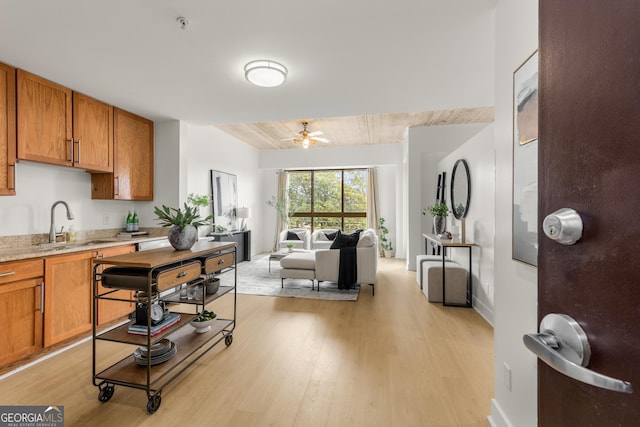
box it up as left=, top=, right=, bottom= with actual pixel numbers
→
left=0, top=259, right=44, bottom=365
left=96, top=245, right=135, bottom=325
left=43, top=244, right=137, bottom=346
left=44, top=251, right=95, bottom=346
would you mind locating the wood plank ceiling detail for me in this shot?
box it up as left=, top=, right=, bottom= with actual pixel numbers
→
left=215, top=106, right=495, bottom=150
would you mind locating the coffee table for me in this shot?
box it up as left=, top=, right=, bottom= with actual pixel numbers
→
left=268, top=250, right=289, bottom=273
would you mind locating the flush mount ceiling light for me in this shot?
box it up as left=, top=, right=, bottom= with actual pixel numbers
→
left=244, top=60, right=288, bottom=87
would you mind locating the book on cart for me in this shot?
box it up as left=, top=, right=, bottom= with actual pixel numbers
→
left=128, top=312, right=181, bottom=336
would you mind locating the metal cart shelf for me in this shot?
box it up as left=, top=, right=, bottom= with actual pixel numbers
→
left=92, top=240, right=237, bottom=414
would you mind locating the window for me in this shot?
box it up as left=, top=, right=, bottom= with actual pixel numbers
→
left=286, top=169, right=367, bottom=232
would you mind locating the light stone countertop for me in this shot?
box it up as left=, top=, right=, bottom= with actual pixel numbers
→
left=0, top=228, right=170, bottom=263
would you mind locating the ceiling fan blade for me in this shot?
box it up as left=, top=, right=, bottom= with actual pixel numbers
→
left=314, top=137, right=330, bottom=143
left=308, top=130, right=323, bottom=136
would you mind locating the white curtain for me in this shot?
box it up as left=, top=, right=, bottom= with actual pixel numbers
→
left=272, top=170, right=287, bottom=252
left=366, top=167, right=382, bottom=256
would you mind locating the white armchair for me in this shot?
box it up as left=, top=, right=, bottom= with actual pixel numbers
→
left=310, top=228, right=339, bottom=250
left=278, top=228, right=310, bottom=251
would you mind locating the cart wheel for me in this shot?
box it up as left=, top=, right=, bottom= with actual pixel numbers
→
left=147, top=395, right=162, bottom=414
left=225, top=334, right=233, bottom=346
left=98, top=385, right=115, bottom=403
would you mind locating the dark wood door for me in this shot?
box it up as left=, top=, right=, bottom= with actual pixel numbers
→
left=538, top=1, right=640, bottom=424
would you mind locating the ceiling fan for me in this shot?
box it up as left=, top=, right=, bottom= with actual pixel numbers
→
left=283, top=121, right=330, bottom=148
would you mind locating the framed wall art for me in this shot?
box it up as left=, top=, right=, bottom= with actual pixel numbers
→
left=512, top=50, right=539, bottom=266
left=210, top=170, right=238, bottom=231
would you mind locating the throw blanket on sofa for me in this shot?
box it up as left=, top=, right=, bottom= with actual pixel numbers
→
left=338, top=246, right=357, bottom=289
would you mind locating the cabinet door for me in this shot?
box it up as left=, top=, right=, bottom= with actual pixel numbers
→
left=17, top=70, right=73, bottom=166
left=44, top=251, right=95, bottom=346
left=0, top=62, right=16, bottom=196
left=0, top=277, right=43, bottom=365
left=96, top=245, right=135, bottom=325
left=91, top=108, right=153, bottom=200
left=73, top=92, right=113, bottom=172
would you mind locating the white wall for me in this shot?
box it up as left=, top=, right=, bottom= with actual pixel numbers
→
left=490, top=1, right=539, bottom=426
left=438, top=124, right=495, bottom=324
left=258, top=144, right=404, bottom=257
left=150, top=121, right=263, bottom=254
left=406, top=123, right=489, bottom=272
left=0, top=161, right=140, bottom=237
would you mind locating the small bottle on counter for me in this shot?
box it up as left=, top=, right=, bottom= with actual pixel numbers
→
left=67, top=225, right=77, bottom=243
left=126, top=211, right=133, bottom=232
left=132, top=210, right=139, bottom=232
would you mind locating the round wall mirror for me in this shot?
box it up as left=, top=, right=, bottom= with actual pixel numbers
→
left=450, top=159, right=471, bottom=219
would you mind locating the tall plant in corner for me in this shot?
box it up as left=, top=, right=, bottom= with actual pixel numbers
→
left=379, top=217, right=394, bottom=257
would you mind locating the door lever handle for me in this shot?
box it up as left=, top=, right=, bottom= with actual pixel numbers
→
left=523, top=314, right=632, bottom=393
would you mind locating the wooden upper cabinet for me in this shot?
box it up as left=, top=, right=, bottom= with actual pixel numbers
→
left=17, top=70, right=113, bottom=172
left=17, top=69, right=73, bottom=166
left=0, top=62, right=16, bottom=196
left=92, top=108, right=153, bottom=200
left=72, top=92, right=113, bottom=172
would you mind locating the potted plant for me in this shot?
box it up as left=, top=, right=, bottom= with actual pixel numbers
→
left=423, top=203, right=450, bottom=236
left=154, top=200, right=213, bottom=251
left=378, top=217, right=394, bottom=257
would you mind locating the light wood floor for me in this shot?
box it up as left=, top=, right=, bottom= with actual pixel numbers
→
left=0, top=257, right=493, bottom=426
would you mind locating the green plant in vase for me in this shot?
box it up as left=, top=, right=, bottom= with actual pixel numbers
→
left=423, top=202, right=450, bottom=236
left=154, top=201, right=212, bottom=251
left=378, top=217, right=394, bottom=257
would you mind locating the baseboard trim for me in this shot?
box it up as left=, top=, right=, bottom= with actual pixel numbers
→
left=473, top=295, right=494, bottom=327
left=489, top=399, right=513, bottom=427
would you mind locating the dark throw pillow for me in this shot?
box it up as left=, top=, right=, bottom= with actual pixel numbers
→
left=324, top=231, right=338, bottom=241
left=286, top=231, right=301, bottom=240
left=330, top=230, right=361, bottom=249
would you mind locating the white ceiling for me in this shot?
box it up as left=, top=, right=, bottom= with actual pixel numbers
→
left=0, top=0, right=497, bottom=150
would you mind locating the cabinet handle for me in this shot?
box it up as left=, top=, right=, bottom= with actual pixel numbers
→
left=0, top=271, right=16, bottom=277
left=67, top=137, right=74, bottom=162
left=217, top=259, right=225, bottom=265
left=114, top=176, right=119, bottom=196
left=177, top=271, right=187, bottom=278
left=77, top=139, right=81, bottom=164
left=40, top=281, right=44, bottom=314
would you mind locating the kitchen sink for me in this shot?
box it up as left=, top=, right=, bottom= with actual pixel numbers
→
left=36, top=239, right=117, bottom=252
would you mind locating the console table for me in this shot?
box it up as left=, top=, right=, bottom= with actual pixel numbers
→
left=422, top=233, right=475, bottom=307
left=208, top=230, right=251, bottom=262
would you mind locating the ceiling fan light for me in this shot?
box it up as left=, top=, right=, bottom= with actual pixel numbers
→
left=244, top=60, right=287, bottom=87
left=302, top=138, right=310, bottom=149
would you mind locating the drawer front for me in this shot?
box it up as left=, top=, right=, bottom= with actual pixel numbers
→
left=0, top=258, right=44, bottom=284
left=155, top=261, right=201, bottom=291
left=203, top=252, right=234, bottom=273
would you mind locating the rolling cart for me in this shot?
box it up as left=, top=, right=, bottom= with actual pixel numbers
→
left=91, top=240, right=237, bottom=413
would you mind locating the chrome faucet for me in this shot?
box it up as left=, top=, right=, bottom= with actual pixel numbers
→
left=49, top=201, right=75, bottom=243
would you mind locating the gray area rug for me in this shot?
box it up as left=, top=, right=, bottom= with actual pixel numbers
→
left=217, top=254, right=360, bottom=301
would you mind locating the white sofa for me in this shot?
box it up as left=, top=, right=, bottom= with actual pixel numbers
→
left=315, top=228, right=378, bottom=295
left=310, top=228, right=339, bottom=250
left=278, top=228, right=310, bottom=251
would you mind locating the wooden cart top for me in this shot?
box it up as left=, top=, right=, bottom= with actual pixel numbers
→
left=93, top=240, right=236, bottom=268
